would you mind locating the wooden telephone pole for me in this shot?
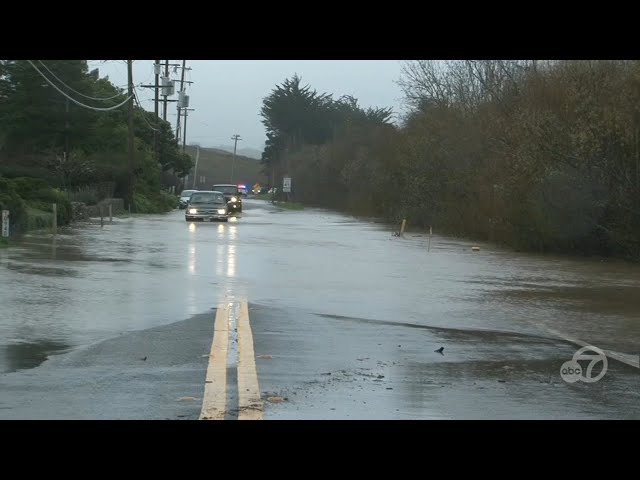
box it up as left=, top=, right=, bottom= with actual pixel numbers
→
left=230, top=134, right=242, bottom=183
left=127, top=60, right=135, bottom=212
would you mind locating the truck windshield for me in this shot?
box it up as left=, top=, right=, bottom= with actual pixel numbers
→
left=189, top=192, right=224, bottom=203
left=213, top=185, right=238, bottom=195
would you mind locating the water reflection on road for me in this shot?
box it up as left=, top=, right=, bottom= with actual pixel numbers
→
left=1, top=201, right=638, bottom=379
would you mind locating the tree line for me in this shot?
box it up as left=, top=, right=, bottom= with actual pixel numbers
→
left=260, top=62, right=640, bottom=260
left=0, top=60, right=193, bottom=216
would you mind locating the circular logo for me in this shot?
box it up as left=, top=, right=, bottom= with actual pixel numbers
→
left=560, top=360, right=582, bottom=383
left=573, top=346, right=608, bottom=383
left=560, top=346, right=608, bottom=383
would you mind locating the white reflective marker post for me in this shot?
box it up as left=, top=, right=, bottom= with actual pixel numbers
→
left=1, top=210, right=9, bottom=237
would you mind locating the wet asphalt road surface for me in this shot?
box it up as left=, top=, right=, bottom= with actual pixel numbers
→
left=1, top=199, right=639, bottom=419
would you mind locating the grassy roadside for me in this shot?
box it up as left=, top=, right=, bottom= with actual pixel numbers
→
left=252, top=193, right=272, bottom=201
left=251, top=194, right=304, bottom=210
left=276, top=201, right=304, bottom=210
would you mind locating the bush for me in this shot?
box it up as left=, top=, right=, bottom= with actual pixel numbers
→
left=25, top=207, right=54, bottom=231
left=160, top=191, right=179, bottom=210
left=133, top=191, right=177, bottom=214
left=10, top=177, right=51, bottom=199
left=0, top=164, right=54, bottom=183
left=0, top=177, right=27, bottom=234
left=0, top=176, right=72, bottom=232
left=66, top=186, right=100, bottom=205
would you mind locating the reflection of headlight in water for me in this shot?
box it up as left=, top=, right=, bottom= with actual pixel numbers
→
left=189, top=208, right=197, bottom=214
left=188, top=223, right=196, bottom=232
left=229, top=216, right=238, bottom=222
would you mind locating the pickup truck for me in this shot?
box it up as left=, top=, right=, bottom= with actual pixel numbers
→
left=212, top=184, right=242, bottom=213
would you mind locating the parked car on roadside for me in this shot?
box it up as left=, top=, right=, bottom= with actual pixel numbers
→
left=178, top=189, right=198, bottom=209
left=185, top=191, right=228, bottom=222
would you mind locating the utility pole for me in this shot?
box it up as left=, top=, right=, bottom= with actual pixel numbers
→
left=176, top=78, right=194, bottom=142
left=176, top=60, right=187, bottom=144
left=127, top=60, right=135, bottom=212
left=181, top=108, right=195, bottom=154
left=64, top=97, right=70, bottom=166
left=153, top=59, right=160, bottom=166
left=230, top=134, right=242, bottom=183
left=142, top=62, right=180, bottom=152
left=192, top=146, right=200, bottom=189
left=163, top=60, right=169, bottom=121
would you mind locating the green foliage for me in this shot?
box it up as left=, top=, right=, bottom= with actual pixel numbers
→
left=259, top=74, right=395, bottom=211
left=261, top=62, right=640, bottom=260
left=276, top=201, right=304, bottom=210
left=133, top=109, right=194, bottom=176
left=0, top=176, right=27, bottom=233
left=0, top=60, right=189, bottom=223
left=0, top=60, right=97, bottom=154
left=133, top=191, right=177, bottom=214
left=66, top=186, right=101, bottom=205
left=8, top=177, right=72, bottom=226
left=25, top=207, right=54, bottom=231
left=162, top=190, right=179, bottom=210
left=0, top=176, right=72, bottom=233
left=10, top=177, right=52, bottom=198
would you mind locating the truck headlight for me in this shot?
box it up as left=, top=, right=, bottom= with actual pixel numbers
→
left=230, top=196, right=237, bottom=202
left=189, top=208, right=197, bottom=214
left=217, top=209, right=226, bottom=214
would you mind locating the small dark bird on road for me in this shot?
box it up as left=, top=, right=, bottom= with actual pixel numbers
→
left=435, top=347, right=444, bottom=355
left=141, top=356, right=147, bottom=361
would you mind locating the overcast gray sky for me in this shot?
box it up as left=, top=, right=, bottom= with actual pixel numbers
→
left=91, top=60, right=406, bottom=155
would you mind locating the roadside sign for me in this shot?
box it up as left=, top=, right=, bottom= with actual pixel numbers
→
left=1, top=210, right=9, bottom=237
left=283, top=177, right=292, bottom=193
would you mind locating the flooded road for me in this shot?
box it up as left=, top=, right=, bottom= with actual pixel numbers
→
left=1, top=199, right=638, bottom=418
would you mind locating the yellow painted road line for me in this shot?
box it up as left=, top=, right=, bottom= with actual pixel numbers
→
left=200, top=303, right=230, bottom=420
left=237, top=300, right=263, bottom=420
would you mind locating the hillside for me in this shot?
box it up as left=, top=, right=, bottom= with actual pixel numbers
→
left=212, top=145, right=263, bottom=160
left=183, top=145, right=267, bottom=190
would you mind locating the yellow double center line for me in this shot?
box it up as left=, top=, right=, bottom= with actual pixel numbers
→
left=200, top=300, right=263, bottom=420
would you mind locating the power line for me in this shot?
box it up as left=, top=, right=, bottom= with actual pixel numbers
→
left=27, top=60, right=132, bottom=112
left=38, top=60, right=128, bottom=101
left=132, top=86, right=159, bottom=132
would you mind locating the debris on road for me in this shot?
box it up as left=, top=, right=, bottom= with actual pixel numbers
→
left=266, top=396, right=287, bottom=403
left=257, top=354, right=273, bottom=359
left=177, top=396, right=199, bottom=402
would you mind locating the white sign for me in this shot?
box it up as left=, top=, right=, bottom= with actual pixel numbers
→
left=283, top=177, right=292, bottom=193
left=1, top=210, right=9, bottom=237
